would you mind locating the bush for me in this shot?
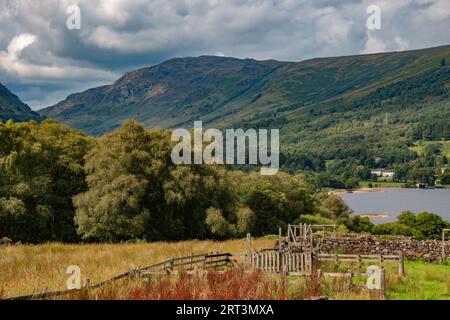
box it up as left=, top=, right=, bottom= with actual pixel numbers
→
left=205, top=208, right=234, bottom=238
left=235, top=207, right=256, bottom=236
left=397, top=211, right=449, bottom=239
left=414, top=212, right=449, bottom=239
left=373, top=222, right=421, bottom=238
left=346, top=215, right=374, bottom=233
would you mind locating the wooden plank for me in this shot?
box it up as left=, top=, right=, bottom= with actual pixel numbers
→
left=300, top=253, right=304, bottom=271
left=272, top=252, right=276, bottom=272
left=288, top=254, right=292, bottom=272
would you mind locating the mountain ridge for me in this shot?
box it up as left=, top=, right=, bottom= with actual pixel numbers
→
left=0, top=83, right=41, bottom=122
left=39, top=45, right=450, bottom=136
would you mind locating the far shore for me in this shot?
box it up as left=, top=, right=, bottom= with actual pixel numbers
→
left=332, top=187, right=387, bottom=195
left=332, top=185, right=450, bottom=195
left=359, top=213, right=390, bottom=220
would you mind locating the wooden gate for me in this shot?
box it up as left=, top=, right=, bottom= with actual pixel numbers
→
left=251, top=251, right=312, bottom=275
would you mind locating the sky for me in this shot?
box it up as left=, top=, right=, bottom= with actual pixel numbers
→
left=0, top=0, right=449, bottom=110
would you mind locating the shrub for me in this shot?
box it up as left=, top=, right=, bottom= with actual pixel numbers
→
left=235, top=207, right=256, bottom=235
left=414, top=212, right=449, bottom=239
left=347, top=216, right=374, bottom=233
left=397, top=211, right=449, bottom=239
left=373, top=222, right=421, bottom=238
left=205, top=207, right=234, bottom=238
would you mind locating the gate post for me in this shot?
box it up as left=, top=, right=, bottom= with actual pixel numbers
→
left=442, top=229, right=450, bottom=263
left=380, top=267, right=386, bottom=300
left=246, top=233, right=252, bottom=268
left=279, top=227, right=284, bottom=271
left=398, top=252, right=405, bottom=276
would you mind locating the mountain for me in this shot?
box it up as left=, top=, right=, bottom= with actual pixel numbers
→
left=40, top=56, right=288, bottom=135
left=39, top=45, right=450, bottom=186
left=40, top=46, right=450, bottom=136
left=0, top=83, right=40, bottom=122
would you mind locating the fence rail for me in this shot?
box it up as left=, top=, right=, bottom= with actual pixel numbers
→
left=317, top=253, right=405, bottom=276
left=319, top=268, right=387, bottom=299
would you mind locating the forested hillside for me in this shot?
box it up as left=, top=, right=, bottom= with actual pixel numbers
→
left=34, top=45, right=450, bottom=187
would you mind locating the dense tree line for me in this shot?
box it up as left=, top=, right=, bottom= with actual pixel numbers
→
left=0, top=119, right=352, bottom=243
left=0, top=119, right=93, bottom=242
left=1, top=119, right=448, bottom=243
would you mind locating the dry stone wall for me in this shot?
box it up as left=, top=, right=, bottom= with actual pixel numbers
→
left=320, top=237, right=448, bottom=262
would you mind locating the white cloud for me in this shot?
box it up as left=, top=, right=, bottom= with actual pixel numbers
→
left=0, top=33, right=116, bottom=81
left=362, top=31, right=387, bottom=54
left=394, top=36, right=409, bottom=51
left=0, top=0, right=449, bottom=108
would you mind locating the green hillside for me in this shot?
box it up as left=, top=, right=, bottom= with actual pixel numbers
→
left=40, top=45, right=450, bottom=134
left=38, top=45, right=450, bottom=187
left=0, top=83, right=40, bottom=122
left=410, top=141, right=450, bottom=159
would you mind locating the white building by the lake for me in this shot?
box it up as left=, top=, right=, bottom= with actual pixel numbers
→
left=371, top=169, right=395, bottom=178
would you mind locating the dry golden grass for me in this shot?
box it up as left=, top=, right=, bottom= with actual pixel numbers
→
left=0, top=238, right=274, bottom=298
left=1, top=239, right=447, bottom=300
left=67, top=269, right=286, bottom=300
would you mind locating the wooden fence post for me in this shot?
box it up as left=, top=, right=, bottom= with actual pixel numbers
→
left=202, top=254, right=207, bottom=270
left=398, top=252, right=405, bottom=276
left=347, top=269, right=353, bottom=288
left=246, top=233, right=252, bottom=268
left=334, top=253, right=338, bottom=270
left=278, top=228, right=282, bottom=273
left=443, top=230, right=446, bottom=263
left=380, top=267, right=386, bottom=300
left=442, top=229, right=449, bottom=263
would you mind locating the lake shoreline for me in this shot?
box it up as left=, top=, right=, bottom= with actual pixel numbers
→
left=332, top=187, right=387, bottom=195
left=338, top=187, right=450, bottom=223
left=332, top=185, right=450, bottom=195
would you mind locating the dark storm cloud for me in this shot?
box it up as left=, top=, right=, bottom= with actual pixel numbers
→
left=0, top=0, right=449, bottom=109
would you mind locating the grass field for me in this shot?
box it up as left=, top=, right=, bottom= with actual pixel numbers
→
left=387, top=260, right=450, bottom=300
left=0, top=238, right=274, bottom=298
left=358, top=180, right=405, bottom=188
left=0, top=239, right=449, bottom=300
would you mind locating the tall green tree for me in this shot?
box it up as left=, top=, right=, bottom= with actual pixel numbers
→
left=0, top=120, right=92, bottom=242
left=74, top=120, right=237, bottom=241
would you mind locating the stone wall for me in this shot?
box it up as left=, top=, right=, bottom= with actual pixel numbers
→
left=320, top=237, right=448, bottom=262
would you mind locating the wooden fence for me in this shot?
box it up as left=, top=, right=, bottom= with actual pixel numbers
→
left=140, top=252, right=233, bottom=275
left=287, top=223, right=312, bottom=245
left=319, top=268, right=387, bottom=299
left=317, top=253, right=405, bottom=276
left=5, top=252, right=233, bottom=300
left=250, top=250, right=312, bottom=275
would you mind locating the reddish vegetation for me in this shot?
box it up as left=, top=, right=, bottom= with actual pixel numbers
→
left=76, top=269, right=286, bottom=300
left=127, top=269, right=285, bottom=300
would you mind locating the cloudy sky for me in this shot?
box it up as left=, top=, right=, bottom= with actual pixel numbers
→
left=0, top=0, right=449, bottom=109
